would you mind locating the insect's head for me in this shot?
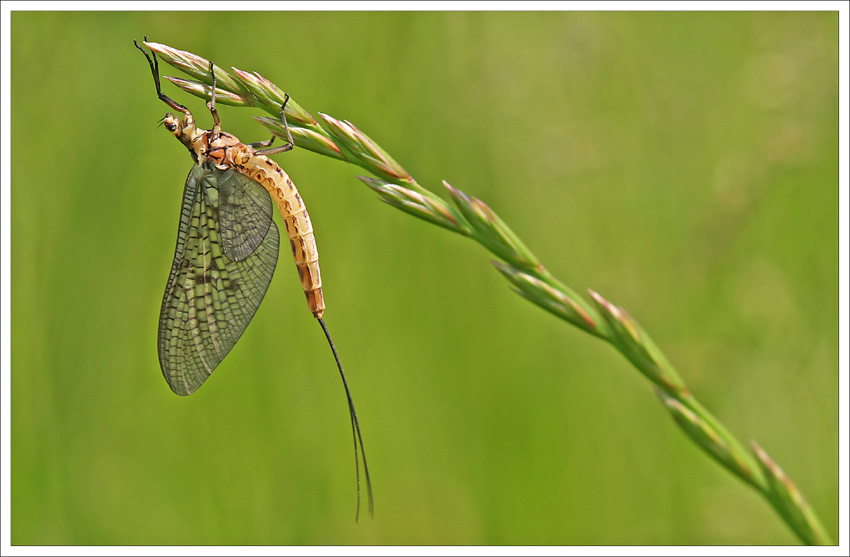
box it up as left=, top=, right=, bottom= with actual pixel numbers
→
left=162, top=112, right=182, bottom=134
left=163, top=110, right=201, bottom=146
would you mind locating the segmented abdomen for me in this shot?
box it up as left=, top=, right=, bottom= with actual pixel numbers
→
left=235, top=150, right=325, bottom=319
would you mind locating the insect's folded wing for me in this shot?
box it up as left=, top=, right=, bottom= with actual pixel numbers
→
left=157, top=166, right=280, bottom=395
left=218, top=168, right=275, bottom=262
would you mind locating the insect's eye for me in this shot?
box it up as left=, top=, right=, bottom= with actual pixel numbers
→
left=163, top=113, right=179, bottom=133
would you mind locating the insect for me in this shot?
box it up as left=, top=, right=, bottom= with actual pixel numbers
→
left=135, top=39, right=373, bottom=520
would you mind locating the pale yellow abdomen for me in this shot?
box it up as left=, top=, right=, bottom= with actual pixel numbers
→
left=238, top=152, right=325, bottom=318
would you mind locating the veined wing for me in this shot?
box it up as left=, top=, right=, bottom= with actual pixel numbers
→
left=218, top=167, right=276, bottom=261
left=158, top=165, right=280, bottom=396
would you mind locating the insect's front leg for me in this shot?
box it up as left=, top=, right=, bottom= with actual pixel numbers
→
left=134, top=37, right=192, bottom=117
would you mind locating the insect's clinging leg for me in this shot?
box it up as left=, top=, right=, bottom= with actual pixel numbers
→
left=280, top=94, right=294, bottom=147
left=249, top=136, right=276, bottom=149
left=206, top=61, right=221, bottom=140
left=134, top=37, right=191, bottom=117
left=255, top=94, right=295, bottom=155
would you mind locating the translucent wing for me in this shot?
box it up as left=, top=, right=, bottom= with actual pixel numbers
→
left=218, top=168, right=275, bottom=261
left=157, top=165, right=280, bottom=395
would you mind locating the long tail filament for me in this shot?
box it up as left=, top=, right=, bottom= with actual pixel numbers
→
left=318, top=317, right=374, bottom=522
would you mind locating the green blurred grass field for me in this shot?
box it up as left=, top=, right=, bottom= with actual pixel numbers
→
left=10, top=11, right=838, bottom=545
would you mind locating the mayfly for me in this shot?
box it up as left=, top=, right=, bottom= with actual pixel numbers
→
left=135, top=40, right=373, bottom=520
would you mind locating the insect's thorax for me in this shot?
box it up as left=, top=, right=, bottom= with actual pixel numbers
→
left=188, top=130, right=242, bottom=167
left=200, top=132, right=286, bottom=196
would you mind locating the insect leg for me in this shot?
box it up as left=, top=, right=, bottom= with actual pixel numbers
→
left=134, top=37, right=192, bottom=117
left=255, top=94, right=294, bottom=155
left=206, top=61, right=222, bottom=140
left=248, top=136, right=276, bottom=149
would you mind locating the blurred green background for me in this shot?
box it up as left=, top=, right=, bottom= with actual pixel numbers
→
left=11, top=11, right=838, bottom=545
